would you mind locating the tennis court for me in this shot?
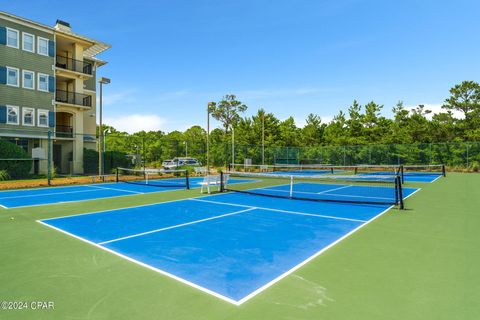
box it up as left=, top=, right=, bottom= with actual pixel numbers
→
left=38, top=176, right=418, bottom=305
left=230, top=163, right=446, bottom=183
left=0, top=176, right=251, bottom=209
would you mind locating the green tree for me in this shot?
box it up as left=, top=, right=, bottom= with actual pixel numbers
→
left=443, top=80, right=480, bottom=122
left=209, top=94, right=248, bottom=134
left=301, top=114, right=325, bottom=146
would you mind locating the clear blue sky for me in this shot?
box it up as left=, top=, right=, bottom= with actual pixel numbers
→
left=5, top=0, right=480, bottom=132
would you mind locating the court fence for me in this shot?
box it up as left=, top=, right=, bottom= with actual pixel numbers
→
left=0, top=125, right=479, bottom=188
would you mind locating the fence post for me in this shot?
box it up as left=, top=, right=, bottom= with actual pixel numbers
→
left=47, top=130, right=52, bottom=186
left=466, top=144, right=469, bottom=168
left=429, top=143, right=432, bottom=164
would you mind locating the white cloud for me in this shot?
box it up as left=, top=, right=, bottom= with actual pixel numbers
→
left=104, top=114, right=167, bottom=134
left=408, top=103, right=464, bottom=119
left=100, top=90, right=136, bottom=106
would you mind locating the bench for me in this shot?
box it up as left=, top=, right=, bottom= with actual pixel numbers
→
left=200, top=174, right=230, bottom=194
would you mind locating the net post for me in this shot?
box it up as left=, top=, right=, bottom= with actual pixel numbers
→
left=185, top=170, right=190, bottom=190
left=220, top=171, right=224, bottom=192
left=289, top=175, right=294, bottom=198
left=442, top=164, right=446, bottom=177
left=400, top=165, right=405, bottom=184
left=330, top=167, right=334, bottom=174
left=115, top=167, right=119, bottom=183
left=396, top=175, right=404, bottom=209
left=354, top=167, right=358, bottom=175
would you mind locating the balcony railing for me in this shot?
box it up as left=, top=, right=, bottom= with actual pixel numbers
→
left=56, top=55, right=93, bottom=75
left=56, top=89, right=92, bottom=107
left=56, top=125, right=73, bottom=138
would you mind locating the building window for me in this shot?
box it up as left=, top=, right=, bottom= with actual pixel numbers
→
left=38, top=109, right=49, bottom=127
left=23, top=108, right=35, bottom=126
left=38, top=37, right=49, bottom=56
left=22, top=33, right=35, bottom=52
left=6, top=28, right=19, bottom=48
left=6, top=67, right=19, bottom=87
left=23, top=70, right=35, bottom=89
left=38, top=73, right=48, bottom=92
left=6, top=106, right=19, bottom=125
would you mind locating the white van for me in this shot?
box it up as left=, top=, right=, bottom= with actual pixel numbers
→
left=162, top=157, right=202, bottom=170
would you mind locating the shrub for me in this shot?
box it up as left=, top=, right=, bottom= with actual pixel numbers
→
left=0, top=170, right=9, bottom=181
left=83, top=148, right=131, bottom=174
left=0, top=140, right=32, bottom=179
left=470, top=161, right=479, bottom=172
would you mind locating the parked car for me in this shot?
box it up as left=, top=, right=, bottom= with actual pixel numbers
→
left=162, top=158, right=202, bottom=170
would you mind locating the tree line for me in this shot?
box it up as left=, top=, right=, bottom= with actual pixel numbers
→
left=101, top=81, right=480, bottom=169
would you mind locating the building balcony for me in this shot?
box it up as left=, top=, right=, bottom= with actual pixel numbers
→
left=56, top=89, right=92, bottom=108
left=56, top=125, right=74, bottom=138
left=56, top=55, right=93, bottom=76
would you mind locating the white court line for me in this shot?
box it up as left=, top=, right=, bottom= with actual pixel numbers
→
left=38, top=190, right=240, bottom=222
left=316, top=185, right=352, bottom=194
left=1, top=183, right=192, bottom=210
left=256, top=187, right=392, bottom=201
left=190, top=198, right=367, bottom=223
left=36, top=220, right=240, bottom=305
left=320, top=192, right=392, bottom=200
left=0, top=188, right=99, bottom=200
left=429, top=175, right=442, bottom=183
left=37, top=187, right=423, bottom=306
left=99, top=207, right=257, bottom=245
left=0, top=177, right=255, bottom=209
left=86, top=185, right=144, bottom=194
left=235, top=204, right=394, bottom=305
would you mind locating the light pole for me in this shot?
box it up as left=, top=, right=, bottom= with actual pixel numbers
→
left=262, top=112, right=265, bottom=164
left=183, top=141, right=188, bottom=157
left=207, top=102, right=214, bottom=173
left=230, top=124, right=235, bottom=166
left=98, top=77, right=111, bottom=177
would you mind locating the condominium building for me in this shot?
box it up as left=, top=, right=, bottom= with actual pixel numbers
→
left=0, top=11, right=110, bottom=175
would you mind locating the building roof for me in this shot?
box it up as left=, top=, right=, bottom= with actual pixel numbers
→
left=0, top=11, right=111, bottom=60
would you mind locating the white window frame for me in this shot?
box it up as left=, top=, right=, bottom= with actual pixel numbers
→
left=6, top=105, right=20, bottom=125
left=22, top=70, right=35, bottom=90
left=6, top=66, right=19, bottom=87
left=38, top=109, right=49, bottom=127
left=22, top=32, right=35, bottom=53
left=37, top=73, right=49, bottom=92
left=37, top=37, right=49, bottom=56
left=6, top=27, right=19, bottom=49
left=22, top=107, right=35, bottom=126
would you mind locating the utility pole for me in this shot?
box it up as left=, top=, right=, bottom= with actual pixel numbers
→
left=98, top=77, right=111, bottom=177
left=207, top=102, right=214, bottom=173
left=231, top=125, right=235, bottom=165
left=262, top=112, right=265, bottom=165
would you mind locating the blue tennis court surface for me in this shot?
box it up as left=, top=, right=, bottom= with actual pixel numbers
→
left=39, top=182, right=418, bottom=305
left=0, top=177, right=250, bottom=209
left=269, top=169, right=443, bottom=183
left=270, top=169, right=333, bottom=175
left=359, top=172, right=443, bottom=183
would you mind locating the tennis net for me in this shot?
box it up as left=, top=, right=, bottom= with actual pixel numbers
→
left=229, top=163, right=402, bottom=177
left=116, top=167, right=190, bottom=189
left=402, top=164, right=446, bottom=176
left=229, top=163, right=337, bottom=175
left=221, top=171, right=404, bottom=208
